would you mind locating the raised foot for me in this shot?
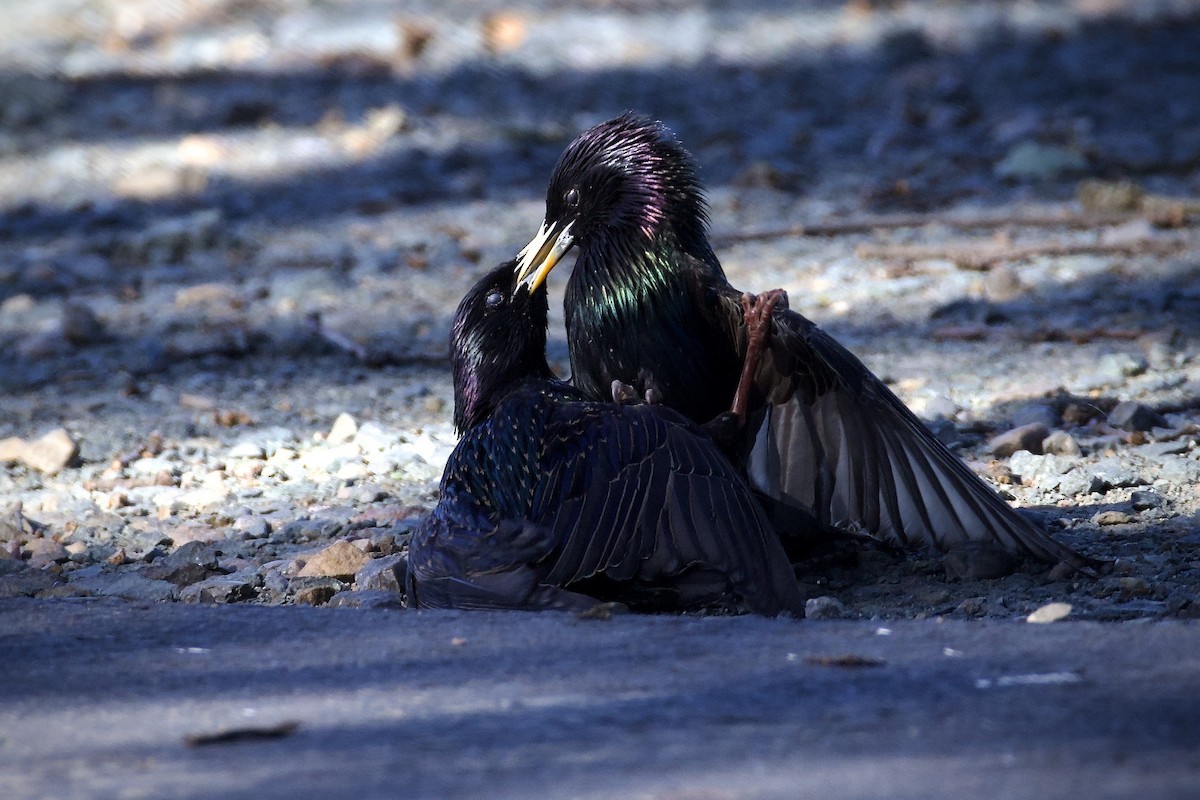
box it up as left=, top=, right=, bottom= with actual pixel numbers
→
left=730, top=289, right=789, bottom=420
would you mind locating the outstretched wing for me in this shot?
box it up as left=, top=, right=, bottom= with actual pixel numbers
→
left=530, top=400, right=803, bottom=616
left=721, top=291, right=1098, bottom=572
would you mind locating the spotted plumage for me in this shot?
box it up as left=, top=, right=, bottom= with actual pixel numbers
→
left=406, top=260, right=803, bottom=616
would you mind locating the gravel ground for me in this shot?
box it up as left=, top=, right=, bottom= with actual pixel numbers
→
left=2, top=0, right=1199, bottom=621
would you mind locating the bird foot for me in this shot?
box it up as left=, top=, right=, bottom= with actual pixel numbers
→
left=611, top=380, right=639, bottom=405
left=730, top=289, right=788, bottom=420
left=611, top=380, right=661, bottom=406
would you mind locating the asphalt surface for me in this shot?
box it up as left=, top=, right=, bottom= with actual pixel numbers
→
left=2, top=599, right=1198, bottom=799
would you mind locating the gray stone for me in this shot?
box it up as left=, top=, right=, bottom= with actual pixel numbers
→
left=140, top=561, right=216, bottom=588
left=1130, top=491, right=1163, bottom=511
left=233, top=516, right=271, bottom=539
left=954, top=597, right=988, bottom=617
left=1042, top=430, right=1081, bottom=457
left=163, top=541, right=221, bottom=570
left=0, top=567, right=62, bottom=598
left=327, top=590, right=407, bottom=609
left=925, top=419, right=959, bottom=446
left=1095, top=353, right=1148, bottom=384
left=179, top=572, right=260, bottom=604
left=354, top=554, right=407, bottom=592
left=24, top=538, right=69, bottom=568
left=1091, top=458, right=1146, bottom=489
left=991, top=423, right=1050, bottom=457
left=1107, top=401, right=1168, bottom=432
left=0, top=559, right=29, bottom=577
left=1055, top=470, right=1105, bottom=496
left=1155, top=456, right=1200, bottom=484
left=1138, top=440, right=1192, bottom=458
left=92, top=574, right=179, bottom=602
left=804, top=596, right=850, bottom=620
left=1008, top=451, right=1075, bottom=488
left=291, top=577, right=346, bottom=606
left=272, top=519, right=341, bottom=544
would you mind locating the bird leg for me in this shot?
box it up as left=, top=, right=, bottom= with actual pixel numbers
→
left=700, top=289, right=788, bottom=460
left=730, top=289, right=787, bottom=420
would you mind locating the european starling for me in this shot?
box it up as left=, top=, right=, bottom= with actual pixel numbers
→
left=514, top=113, right=1096, bottom=571
left=406, top=260, right=804, bottom=615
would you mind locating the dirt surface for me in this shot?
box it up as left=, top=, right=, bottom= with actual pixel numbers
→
left=2, top=1, right=1200, bottom=796
left=3, top=599, right=1200, bottom=800
left=3, top=3, right=1200, bottom=611
left=3, top=0, right=1200, bottom=620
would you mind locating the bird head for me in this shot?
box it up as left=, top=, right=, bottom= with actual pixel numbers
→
left=515, top=113, right=710, bottom=292
left=450, top=259, right=553, bottom=433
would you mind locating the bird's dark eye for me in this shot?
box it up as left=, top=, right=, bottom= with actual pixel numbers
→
left=485, top=290, right=504, bottom=308
left=564, top=188, right=580, bottom=209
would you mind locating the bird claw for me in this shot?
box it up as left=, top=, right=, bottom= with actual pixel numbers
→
left=730, top=288, right=789, bottom=420
left=612, top=380, right=662, bottom=406
left=611, top=380, right=639, bottom=405
left=740, top=289, right=788, bottom=333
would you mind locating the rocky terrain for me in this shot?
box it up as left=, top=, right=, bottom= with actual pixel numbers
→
left=1, top=0, right=1199, bottom=621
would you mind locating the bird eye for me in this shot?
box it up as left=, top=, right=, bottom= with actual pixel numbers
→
left=564, top=188, right=580, bottom=208
left=485, top=290, right=504, bottom=307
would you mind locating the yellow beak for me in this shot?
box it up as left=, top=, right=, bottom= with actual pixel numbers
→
left=514, top=219, right=575, bottom=292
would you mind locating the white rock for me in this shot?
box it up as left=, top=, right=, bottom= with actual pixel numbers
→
left=327, top=413, right=358, bottom=445
left=1027, top=602, right=1072, bottom=623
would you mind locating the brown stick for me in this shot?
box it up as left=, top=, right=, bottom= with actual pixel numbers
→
left=712, top=209, right=1141, bottom=245
left=712, top=200, right=1198, bottom=246
left=853, top=235, right=1188, bottom=271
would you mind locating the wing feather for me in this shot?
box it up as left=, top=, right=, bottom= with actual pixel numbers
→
left=726, top=292, right=1099, bottom=572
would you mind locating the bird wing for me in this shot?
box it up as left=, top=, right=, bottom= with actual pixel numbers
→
left=531, top=400, right=803, bottom=616
left=725, top=291, right=1098, bottom=571
left=407, top=484, right=608, bottom=611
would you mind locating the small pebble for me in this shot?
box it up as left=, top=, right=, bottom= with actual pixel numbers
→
left=1027, top=602, right=1072, bottom=623
left=1107, top=401, right=1168, bottom=432
left=296, top=540, right=370, bottom=581
left=1093, top=510, right=1134, bottom=526
left=1130, top=490, right=1163, bottom=511
left=991, top=423, right=1050, bottom=457
left=61, top=301, right=106, bottom=346
left=804, top=596, right=850, bottom=620
left=1042, top=430, right=1081, bottom=457
left=327, top=413, right=359, bottom=445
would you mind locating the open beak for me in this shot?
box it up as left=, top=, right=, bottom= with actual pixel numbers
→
left=514, top=219, right=575, bottom=293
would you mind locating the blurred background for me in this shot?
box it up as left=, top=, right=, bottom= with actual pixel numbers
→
left=1, top=0, right=1198, bottom=451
